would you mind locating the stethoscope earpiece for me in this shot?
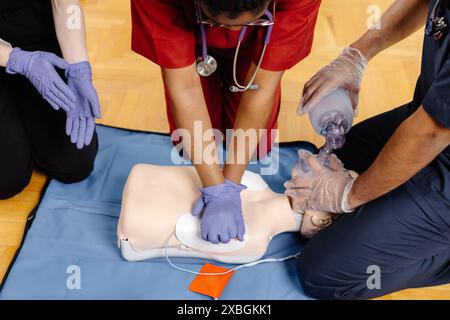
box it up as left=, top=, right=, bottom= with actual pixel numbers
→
left=230, top=84, right=259, bottom=93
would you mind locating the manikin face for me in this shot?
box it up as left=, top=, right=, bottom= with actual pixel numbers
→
left=199, top=4, right=269, bottom=31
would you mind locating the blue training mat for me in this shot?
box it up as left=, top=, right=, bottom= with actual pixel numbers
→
left=0, top=125, right=317, bottom=300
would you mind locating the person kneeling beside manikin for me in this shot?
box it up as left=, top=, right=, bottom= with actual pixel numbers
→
left=117, top=153, right=345, bottom=265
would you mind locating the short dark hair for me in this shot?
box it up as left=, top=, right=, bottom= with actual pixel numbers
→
left=199, top=0, right=270, bottom=19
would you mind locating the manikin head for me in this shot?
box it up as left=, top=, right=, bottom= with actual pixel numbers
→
left=286, top=151, right=337, bottom=238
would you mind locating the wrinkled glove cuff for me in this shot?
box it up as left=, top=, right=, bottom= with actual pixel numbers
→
left=224, top=179, right=247, bottom=193
left=65, top=61, right=92, bottom=80
left=341, top=177, right=357, bottom=213
left=5, top=47, right=24, bottom=75
left=200, top=179, right=246, bottom=204
left=344, top=46, right=368, bottom=70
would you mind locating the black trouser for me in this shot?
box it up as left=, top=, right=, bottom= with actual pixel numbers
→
left=296, top=103, right=450, bottom=299
left=0, top=2, right=98, bottom=199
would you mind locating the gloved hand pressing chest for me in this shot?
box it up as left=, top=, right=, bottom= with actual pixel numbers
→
left=65, top=61, right=101, bottom=149
left=192, top=179, right=247, bottom=244
left=6, top=47, right=76, bottom=112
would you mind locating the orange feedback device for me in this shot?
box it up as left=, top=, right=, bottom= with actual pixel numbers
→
left=189, top=263, right=235, bottom=300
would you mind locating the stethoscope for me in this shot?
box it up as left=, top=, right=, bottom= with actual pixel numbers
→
left=196, top=11, right=274, bottom=93
left=426, top=0, right=449, bottom=41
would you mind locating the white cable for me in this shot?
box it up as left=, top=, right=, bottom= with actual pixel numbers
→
left=164, top=232, right=302, bottom=276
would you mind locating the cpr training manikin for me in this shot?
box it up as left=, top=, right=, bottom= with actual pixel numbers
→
left=117, top=158, right=334, bottom=270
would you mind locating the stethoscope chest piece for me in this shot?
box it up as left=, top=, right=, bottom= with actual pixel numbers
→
left=196, top=55, right=217, bottom=77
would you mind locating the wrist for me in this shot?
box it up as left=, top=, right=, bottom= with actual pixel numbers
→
left=64, top=51, right=89, bottom=65
left=350, top=32, right=383, bottom=62
left=346, top=177, right=364, bottom=210
left=0, top=44, right=13, bottom=68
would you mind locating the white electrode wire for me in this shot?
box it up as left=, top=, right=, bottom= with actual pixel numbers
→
left=164, top=232, right=302, bottom=276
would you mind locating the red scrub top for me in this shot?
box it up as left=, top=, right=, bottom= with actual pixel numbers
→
left=131, top=0, right=322, bottom=71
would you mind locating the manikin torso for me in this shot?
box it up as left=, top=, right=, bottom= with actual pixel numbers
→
left=117, top=164, right=330, bottom=264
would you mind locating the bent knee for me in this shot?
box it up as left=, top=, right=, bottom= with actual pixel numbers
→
left=297, top=257, right=370, bottom=300
left=53, top=157, right=96, bottom=184
left=45, top=139, right=98, bottom=184
left=0, top=171, right=32, bottom=199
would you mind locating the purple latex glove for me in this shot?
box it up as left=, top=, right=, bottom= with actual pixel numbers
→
left=65, top=61, right=101, bottom=149
left=192, top=179, right=247, bottom=244
left=6, top=47, right=76, bottom=112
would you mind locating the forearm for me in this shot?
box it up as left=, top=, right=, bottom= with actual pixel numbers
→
left=223, top=66, right=284, bottom=184
left=223, top=90, right=274, bottom=184
left=162, top=64, right=224, bottom=187
left=348, top=107, right=450, bottom=208
left=0, top=41, right=12, bottom=67
left=351, top=0, right=429, bottom=61
left=51, top=0, right=88, bottom=63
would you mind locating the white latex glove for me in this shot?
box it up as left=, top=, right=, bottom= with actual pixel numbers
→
left=285, top=150, right=358, bottom=214
left=298, top=46, right=368, bottom=116
left=287, top=150, right=341, bottom=239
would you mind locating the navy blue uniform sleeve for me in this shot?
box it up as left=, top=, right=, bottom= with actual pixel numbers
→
left=422, top=56, right=450, bottom=128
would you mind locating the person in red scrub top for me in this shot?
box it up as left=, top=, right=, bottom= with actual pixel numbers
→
left=131, top=0, right=322, bottom=244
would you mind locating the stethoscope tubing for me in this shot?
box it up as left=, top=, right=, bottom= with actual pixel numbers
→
left=198, top=10, right=274, bottom=93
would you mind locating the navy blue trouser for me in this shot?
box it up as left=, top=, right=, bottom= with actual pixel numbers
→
left=296, top=103, right=450, bottom=300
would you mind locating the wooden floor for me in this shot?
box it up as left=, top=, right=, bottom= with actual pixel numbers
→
left=1, top=0, right=449, bottom=299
